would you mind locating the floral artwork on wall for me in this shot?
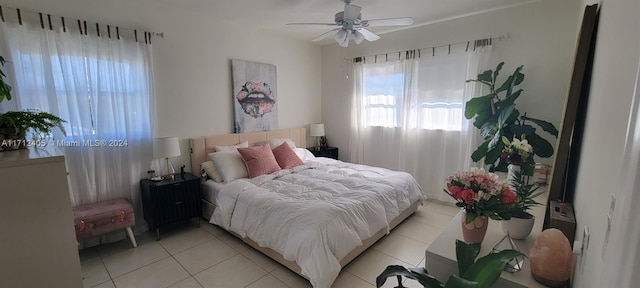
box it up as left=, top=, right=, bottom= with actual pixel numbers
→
left=231, top=60, right=278, bottom=133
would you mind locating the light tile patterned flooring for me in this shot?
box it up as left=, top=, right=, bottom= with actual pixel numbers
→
left=80, top=200, right=460, bottom=288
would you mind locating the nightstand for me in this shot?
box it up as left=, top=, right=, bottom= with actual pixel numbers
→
left=140, top=172, right=201, bottom=240
left=307, top=146, right=339, bottom=160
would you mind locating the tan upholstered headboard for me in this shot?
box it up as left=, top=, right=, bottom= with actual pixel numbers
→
left=190, top=127, right=306, bottom=174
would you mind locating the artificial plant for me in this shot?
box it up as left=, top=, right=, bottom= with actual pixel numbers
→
left=508, top=168, right=544, bottom=219
left=0, top=54, right=66, bottom=148
left=0, top=56, right=11, bottom=102
left=465, top=62, right=559, bottom=172
left=376, top=240, right=523, bottom=288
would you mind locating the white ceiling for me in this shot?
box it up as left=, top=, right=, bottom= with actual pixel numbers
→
left=152, top=0, right=539, bottom=44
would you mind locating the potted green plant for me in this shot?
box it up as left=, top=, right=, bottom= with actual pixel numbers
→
left=0, top=56, right=11, bottom=103
left=500, top=168, right=544, bottom=239
left=0, top=55, right=66, bottom=151
left=465, top=62, right=559, bottom=172
left=376, top=239, right=523, bottom=288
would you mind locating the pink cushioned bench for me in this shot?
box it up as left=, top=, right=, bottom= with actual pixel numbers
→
left=73, top=198, right=137, bottom=248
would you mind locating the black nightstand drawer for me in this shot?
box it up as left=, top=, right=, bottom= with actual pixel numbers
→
left=140, top=172, right=201, bottom=236
left=308, top=147, right=338, bottom=160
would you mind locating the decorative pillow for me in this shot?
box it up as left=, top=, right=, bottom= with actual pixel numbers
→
left=294, top=148, right=317, bottom=161
left=215, top=141, right=249, bottom=152
left=200, top=161, right=223, bottom=182
left=237, top=145, right=281, bottom=178
left=267, top=138, right=296, bottom=150
left=272, top=143, right=304, bottom=169
left=209, top=151, right=248, bottom=182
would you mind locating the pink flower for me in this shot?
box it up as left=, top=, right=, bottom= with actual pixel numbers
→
left=461, top=189, right=476, bottom=205
left=501, top=187, right=517, bottom=204
left=448, top=185, right=463, bottom=200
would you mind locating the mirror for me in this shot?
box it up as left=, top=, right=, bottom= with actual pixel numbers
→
left=544, top=4, right=600, bottom=227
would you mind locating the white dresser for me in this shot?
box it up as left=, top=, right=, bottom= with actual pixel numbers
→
left=0, top=146, right=82, bottom=288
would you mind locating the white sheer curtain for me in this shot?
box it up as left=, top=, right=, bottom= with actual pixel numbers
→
left=350, top=45, right=491, bottom=202
left=0, top=18, right=154, bottom=231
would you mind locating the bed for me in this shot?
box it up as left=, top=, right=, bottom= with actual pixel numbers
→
left=190, top=127, right=425, bottom=288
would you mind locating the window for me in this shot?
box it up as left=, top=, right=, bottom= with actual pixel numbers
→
left=363, top=66, right=404, bottom=127
left=360, top=53, right=467, bottom=131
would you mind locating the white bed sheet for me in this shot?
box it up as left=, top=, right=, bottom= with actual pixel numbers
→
left=209, top=158, right=425, bottom=288
left=202, top=180, right=226, bottom=204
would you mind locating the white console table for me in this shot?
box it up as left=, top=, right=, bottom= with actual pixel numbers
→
left=425, top=201, right=547, bottom=288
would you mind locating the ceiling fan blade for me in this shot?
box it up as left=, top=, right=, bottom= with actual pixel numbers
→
left=312, top=28, right=341, bottom=42
left=286, top=22, right=340, bottom=26
left=357, top=28, right=381, bottom=42
left=362, top=17, right=414, bottom=27
left=343, top=4, right=362, bottom=20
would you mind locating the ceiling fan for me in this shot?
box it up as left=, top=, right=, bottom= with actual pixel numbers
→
left=286, top=0, right=414, bottom=47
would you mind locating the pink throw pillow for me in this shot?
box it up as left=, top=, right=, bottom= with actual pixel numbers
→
left=237, top=145, right=281, bottom=178
left=272, top=142, right=304, bottom=169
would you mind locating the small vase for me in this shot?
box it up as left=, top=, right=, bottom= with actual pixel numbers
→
left=500, top=216, right=535, bottom=240
left=461, top=210, right=489, bottom=243
left=507, top=164, right=520, bottom=188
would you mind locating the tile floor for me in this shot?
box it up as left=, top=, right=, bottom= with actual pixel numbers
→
left=79, top=200, right=460, bottom=288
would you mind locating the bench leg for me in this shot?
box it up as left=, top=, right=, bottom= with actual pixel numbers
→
left=126, top=227, right=137, bottom=248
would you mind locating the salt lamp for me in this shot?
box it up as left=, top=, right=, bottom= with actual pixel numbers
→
left=529, top=228, right=572, bottom=287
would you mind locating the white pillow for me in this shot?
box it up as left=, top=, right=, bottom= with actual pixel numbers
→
left=209, top=151, right=248, bottom=182
left=294, top=148, right=316, bottom=161
left=201, top=160, right=223, bottom=182
left=215, top=141, right=249, bottom=152
left=267, top=138, right=296, bottom=150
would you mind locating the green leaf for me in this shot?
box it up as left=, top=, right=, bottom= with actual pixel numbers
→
left=487, top=127, right=502, bottom=150
left=495, top=66, right=524, bottom=95
left=526, top=133, right=554, bottom=158
left=522, top=115, right=559, bottom=137
left=484, top=140, right=504, bottom=167
left=456, top=240, right=481, bottom=276
left=462, top=250, right=524, bottom=288
left=505, top=124, right=535, bottom=137
left=376, top=265, right=444, bottom=288
left=465, top=94, right=494, bottom=120
left=495, top=89, right=523, bottom=110
left=444, top=275, right=479, bottom=288
left=477, top=70, right=493, bottom=83
left=471, top=140, right=489, bottom=162
left=479, top=121, right=496, bottom=140
left=474, top=108, right=496, bottom=129
left=497, top=104, right=516, bottom=128
left=492, top=62, right=504, bottom=83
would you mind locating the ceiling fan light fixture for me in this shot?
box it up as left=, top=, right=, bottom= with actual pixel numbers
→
left=353, top=30, right=365, bottom=45
left=336, top=30, right=351, bottom=47
left=343, top=4, right=362, bottom=20
left=335, top=29, right=348, bottom=42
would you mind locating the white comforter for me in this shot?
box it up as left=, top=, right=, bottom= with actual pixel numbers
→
left=210, top=158, right=425, bottom=288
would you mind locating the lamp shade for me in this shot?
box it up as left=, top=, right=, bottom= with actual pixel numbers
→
left=153, top=136, right=181, bottom=158
left=310, top=124, right=325, bottom=137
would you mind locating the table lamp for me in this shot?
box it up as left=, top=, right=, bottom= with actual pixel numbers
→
left=310, top=123, right=325, bottom=151
left=153, top=136, right=181, bottom=180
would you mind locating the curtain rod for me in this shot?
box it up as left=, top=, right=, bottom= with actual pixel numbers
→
left=350, top=34, right=509, bottom=62
left=0, top=5, right=164, bottom=39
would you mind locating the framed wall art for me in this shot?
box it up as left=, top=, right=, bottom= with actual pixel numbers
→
left=231, top=60, right=278, bottom=133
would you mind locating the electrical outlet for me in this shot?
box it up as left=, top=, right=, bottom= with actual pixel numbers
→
left=580, top=226, right=590, bottom=273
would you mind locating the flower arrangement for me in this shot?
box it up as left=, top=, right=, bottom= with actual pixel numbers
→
left=444, top=167, right=516, bottom=224
left=500, top=136, right=533, bottom=166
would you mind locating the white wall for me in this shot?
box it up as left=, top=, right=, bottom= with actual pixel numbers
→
left=321, top=0, right=580, bottom=162
left=571, top=0, right=640, bottom=286
left=0, top=0, right=322, bottom=171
